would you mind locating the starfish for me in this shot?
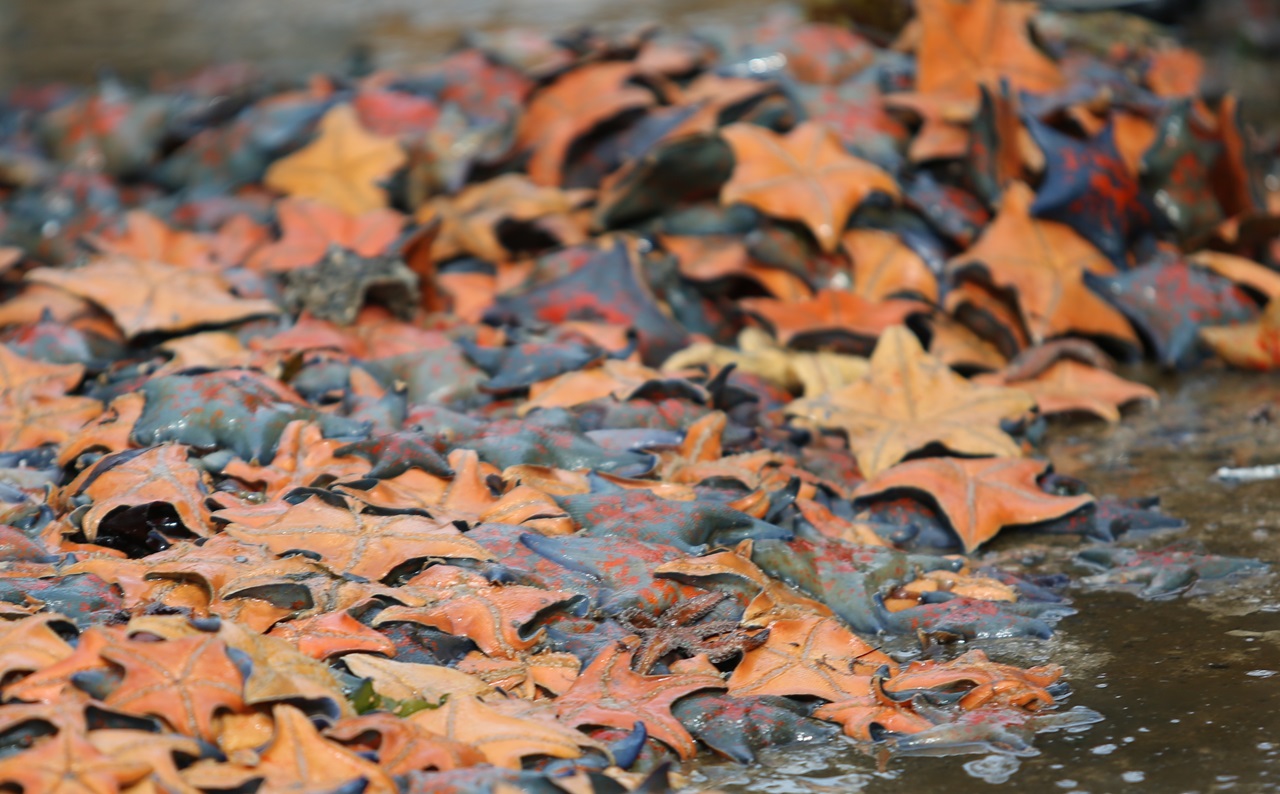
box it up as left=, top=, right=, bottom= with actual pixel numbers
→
left=1025, top=117, right=1151, bottom=269
left=1091, top=257, right=1259, bottom=369
left=281, top=247, right=420, bottom=326
left=556, top=484, right=790, bottom=552
left=1075, top=546, right=1268, bottom=598
left=617, top=592, right=768, bottom=674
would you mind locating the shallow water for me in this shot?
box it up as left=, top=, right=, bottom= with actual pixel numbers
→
left=694, top=369, right=1280, bottom=792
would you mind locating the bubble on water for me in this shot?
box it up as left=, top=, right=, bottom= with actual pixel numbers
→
left=1122, top=771, right=1146, bottom=783
left=963, top=754, right=1021, bottom=784
left=1246, top=669, right=1276, bottom=678
left=1091, top=743, right=1118, bottom=755
left=1055, top=780, right=1078, bottom=789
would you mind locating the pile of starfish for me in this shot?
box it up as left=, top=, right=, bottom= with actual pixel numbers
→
left=0, top=0, right=1274, bottom=791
